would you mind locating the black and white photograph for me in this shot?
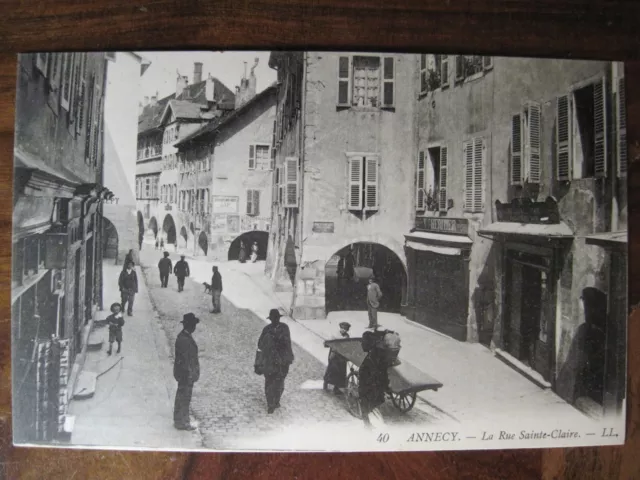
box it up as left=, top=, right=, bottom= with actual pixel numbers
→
left=11, top=50, right=628, bottom=452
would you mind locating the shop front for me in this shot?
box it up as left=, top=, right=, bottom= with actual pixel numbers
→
left=479, top=198, right=574, bottom=387
left=404, top=217, right=473, bottom=341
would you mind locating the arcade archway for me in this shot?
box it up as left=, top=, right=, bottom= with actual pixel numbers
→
left=148, top=216, right=159, bottom=238
left=102, top=217, right=118, bottom=261
left=198, top=232, right=209, bottom=256
left=162, top=214, right=176, bottom=245
left=228, top=231, right=269, bottom=261
left=325, top=242, right=406, bottom=314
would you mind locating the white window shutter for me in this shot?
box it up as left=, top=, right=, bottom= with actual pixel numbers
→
left=473, top=137, right=484, bottom=212
left=556, top=94, right=572, bottom=181
left=439, top=146, right=448, bottom=212
left=364, top=156, right=379, bottom=210
left=337, top=56, right=352, bottom=106
left=254, top=190, right=260, bottom=216
left=416, top=151, right=425, bottom=210
left=382, top=57, right=395, bottom=108
left=526, top=102, right=541, bottom=184
left=511, top=113, right=523, bottom=186
left=284, top=156, right=299, bottom=208
left=348, top=156, right=364, bottom=210
left=464, top=141, right=473, bottom=211
left=593, top=78, right=607, bottom=178
left=618, top=77, right=627, bottom=177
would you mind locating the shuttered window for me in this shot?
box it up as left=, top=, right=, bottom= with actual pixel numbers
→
left=416, top=151, right=426, bottom=210
left=249, top=145, right=255, bottom=170
left=440, top=55, right=449, bottom=88
left=36, top=53, right=49, bottom=76
left=438, top=146, right=448, bottom=212
left=337, top=56, right=351, bottom=106
left=526, top=102, right=541, bottom=184
left=61, top=53, right=72, bottom=111
left=246, top=190, right=260, bottom=216
left=364, top=156, right=379, bottom=210
left=76, top=54, right=87, bottom=135
left=348, top=156, right=364, bottom=210
left=284, top=157, right=299, bottom=208
left=419, top=55, right=427, bottom=94
left=618, top=77, right=627, bottom=177
left=464, top=137, right=484, bottom=213
left=511, top=114, right=523, bottom=185
left=593, top=78, right=607, bottom=178
left=382, top=57, right=395, bottom=108
left=556, top=94, right=572, bottom=181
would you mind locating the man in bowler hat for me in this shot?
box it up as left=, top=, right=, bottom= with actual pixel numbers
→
left=173, top=313, right=200, bottom=430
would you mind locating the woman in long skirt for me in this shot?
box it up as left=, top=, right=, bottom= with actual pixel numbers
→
left=323, top=322, right=351, bottom=394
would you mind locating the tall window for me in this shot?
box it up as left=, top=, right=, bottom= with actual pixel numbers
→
left=249, top=144, right=271, bottom=170
left=145, top=178, right=150, bottom=198
left=463, top=137, right=485, bottom=213
left=556, top=78, right=607, bottom=180
left=455, top=55, right=492, bottom=83
left=617, top=77, right=627, bottom=177
left=416, top=146, right=448, bottom=212
left=510, top=102, right=541, bottom=185
left=337, top=56, right=395, bottom=108
left=246, top=190, right=260, bottom=216
left=347, top=154, right=379, bottom=212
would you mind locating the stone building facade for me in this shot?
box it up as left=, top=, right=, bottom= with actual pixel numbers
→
left=407, top=54, right=627, bottom=416
left=265, top=52, right=417, bottom=319
left=13, top=53, right=111, bottom=442
left=175, top=73, right=276, bottom=261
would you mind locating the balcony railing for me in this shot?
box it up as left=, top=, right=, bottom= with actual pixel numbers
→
left=137, top=145, right=162, bottom=161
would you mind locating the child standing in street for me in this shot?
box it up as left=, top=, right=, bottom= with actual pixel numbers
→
left=106, top=302, right=125, bottom=355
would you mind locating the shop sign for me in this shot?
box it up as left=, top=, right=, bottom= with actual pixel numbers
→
left=415, top=217, right=469, bottom=236
left=312, top=221, right=335, bottom=233
left=213, top=196, right=239, bottom=214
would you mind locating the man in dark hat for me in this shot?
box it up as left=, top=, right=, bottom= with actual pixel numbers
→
left=210, top=266, right=223, bottom=314
left=173, top=255, right=190, bottom=292
left=255, top=309, right=294, bottom=413
left=366, top=275, right=383, bottom=329
left=122, top=249, right=135, bottom=271
left=173, top=313, right=200, bottom=431
left=323, top=321, right=351, bottom=394
left=118, top=260, right=138, bottom=316
left=158, top=251, right=173, bottom=288
left=106, top=302, right=125, bottom=355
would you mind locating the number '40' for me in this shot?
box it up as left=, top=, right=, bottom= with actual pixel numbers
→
left=377, top=433, right=390, bottom=443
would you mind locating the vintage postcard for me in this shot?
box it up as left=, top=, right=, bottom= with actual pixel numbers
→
left=11, top=51, right=627, bottom=452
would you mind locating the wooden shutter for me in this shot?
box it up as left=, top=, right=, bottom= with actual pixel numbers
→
left=483, top=56, right=493, bottom=70
left=441, top=55, right=449, bottom=88
left=249, top=145, right=255, bottom=169
left=473, top=137, right=484, bottom=212
left=76, top=54, right=86, bottom=135
left=278, top=166, right=284, bottom=204
left=526, top=102, right=541, bottom=183
left=416, top=151, right=426, bottom=210
left=284, top=157, right=299, bottom=208
left=420, top=55, right=427, bottom=93
left=618, top=77, right=627, bottom=177
left=61, top=53, right=72, bottom=111
left=36, top=53, right=49, bottom=76
left=246, top=190, right=253, bottom=215
left=348, top=156, right=364, bottom=210
left=337, top=56, right=352, bottom=106
left=68, top=53, right=78, bottom=122
left=253, top=190, right=260, bottom=216
left=364, top=156, right=379, bottom=210
left=556, top=94, right=572, bottom=181
left=439, top=146, right=448, bottom=212
left=455, top=56, right=465, bottom=82
left=593, top=78, right=607, bottom=178
left=464, top=141, right=473, bottom=210
left=511, top=114, right=523, bottom=185
left=382, top=57, right=395, bottom=108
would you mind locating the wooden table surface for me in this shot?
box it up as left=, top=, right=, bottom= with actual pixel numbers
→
left=1, top=1, right=639, bottom=478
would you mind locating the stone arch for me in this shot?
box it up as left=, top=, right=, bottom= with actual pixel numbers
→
left=323, top=237, right=407, bottom=315
left=162, top=214, right=177, bottom=245
left=198, top=231, right=209, bottom=256
left=228, top=230, right=269, bottom=261
left=102, top=217, right=119, bottom=261
left=179, top=226, right=189, bottom=248
left=148, top=216, right=159, bottom=238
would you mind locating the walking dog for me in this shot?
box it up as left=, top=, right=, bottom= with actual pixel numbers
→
left=203, top=282, right=212, bottom=294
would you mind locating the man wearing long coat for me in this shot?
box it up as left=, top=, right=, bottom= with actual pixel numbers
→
left=158, top=252, right=172, bottom=288
left=173, top=313, right=200, bottom=430
left=173, top=255, right=190, bottom=292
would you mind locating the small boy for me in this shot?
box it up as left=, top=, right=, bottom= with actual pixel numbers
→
left=106, top=302, right=125, bottom=355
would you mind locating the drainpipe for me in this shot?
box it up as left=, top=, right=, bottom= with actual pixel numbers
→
left=290, top=53, right=307, bottom=318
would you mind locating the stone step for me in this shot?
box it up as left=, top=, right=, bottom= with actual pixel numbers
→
left=86, top=330, right=104, bottom=351
left=57, top=415, right=75, bottom=442
left=73, top=371, right=97, bottom=400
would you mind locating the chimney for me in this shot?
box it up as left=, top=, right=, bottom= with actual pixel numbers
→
left=193, top=62, right=203, bottom=84
left=205, top=74, right=215, bottom=102
left=235, top=58, right=259, bottom=109
left=149, top=95, right=158, bottom=106
left=176, top=71, right=188, bottom=98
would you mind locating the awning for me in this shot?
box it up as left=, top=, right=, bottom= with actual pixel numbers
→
left=478, top=221, right=574, bottom=238
left=404, top=231, right=473, bottom=245
left=584, top=231, right=627, bottom=248
left=405, top=241, right=462, bottom=256
left=13, top=196, right=54, bottom=239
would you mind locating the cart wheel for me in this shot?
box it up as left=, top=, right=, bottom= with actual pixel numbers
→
left=345, top=371, right=362, bottom=419
left=390, top=391, right=417, bottom=413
